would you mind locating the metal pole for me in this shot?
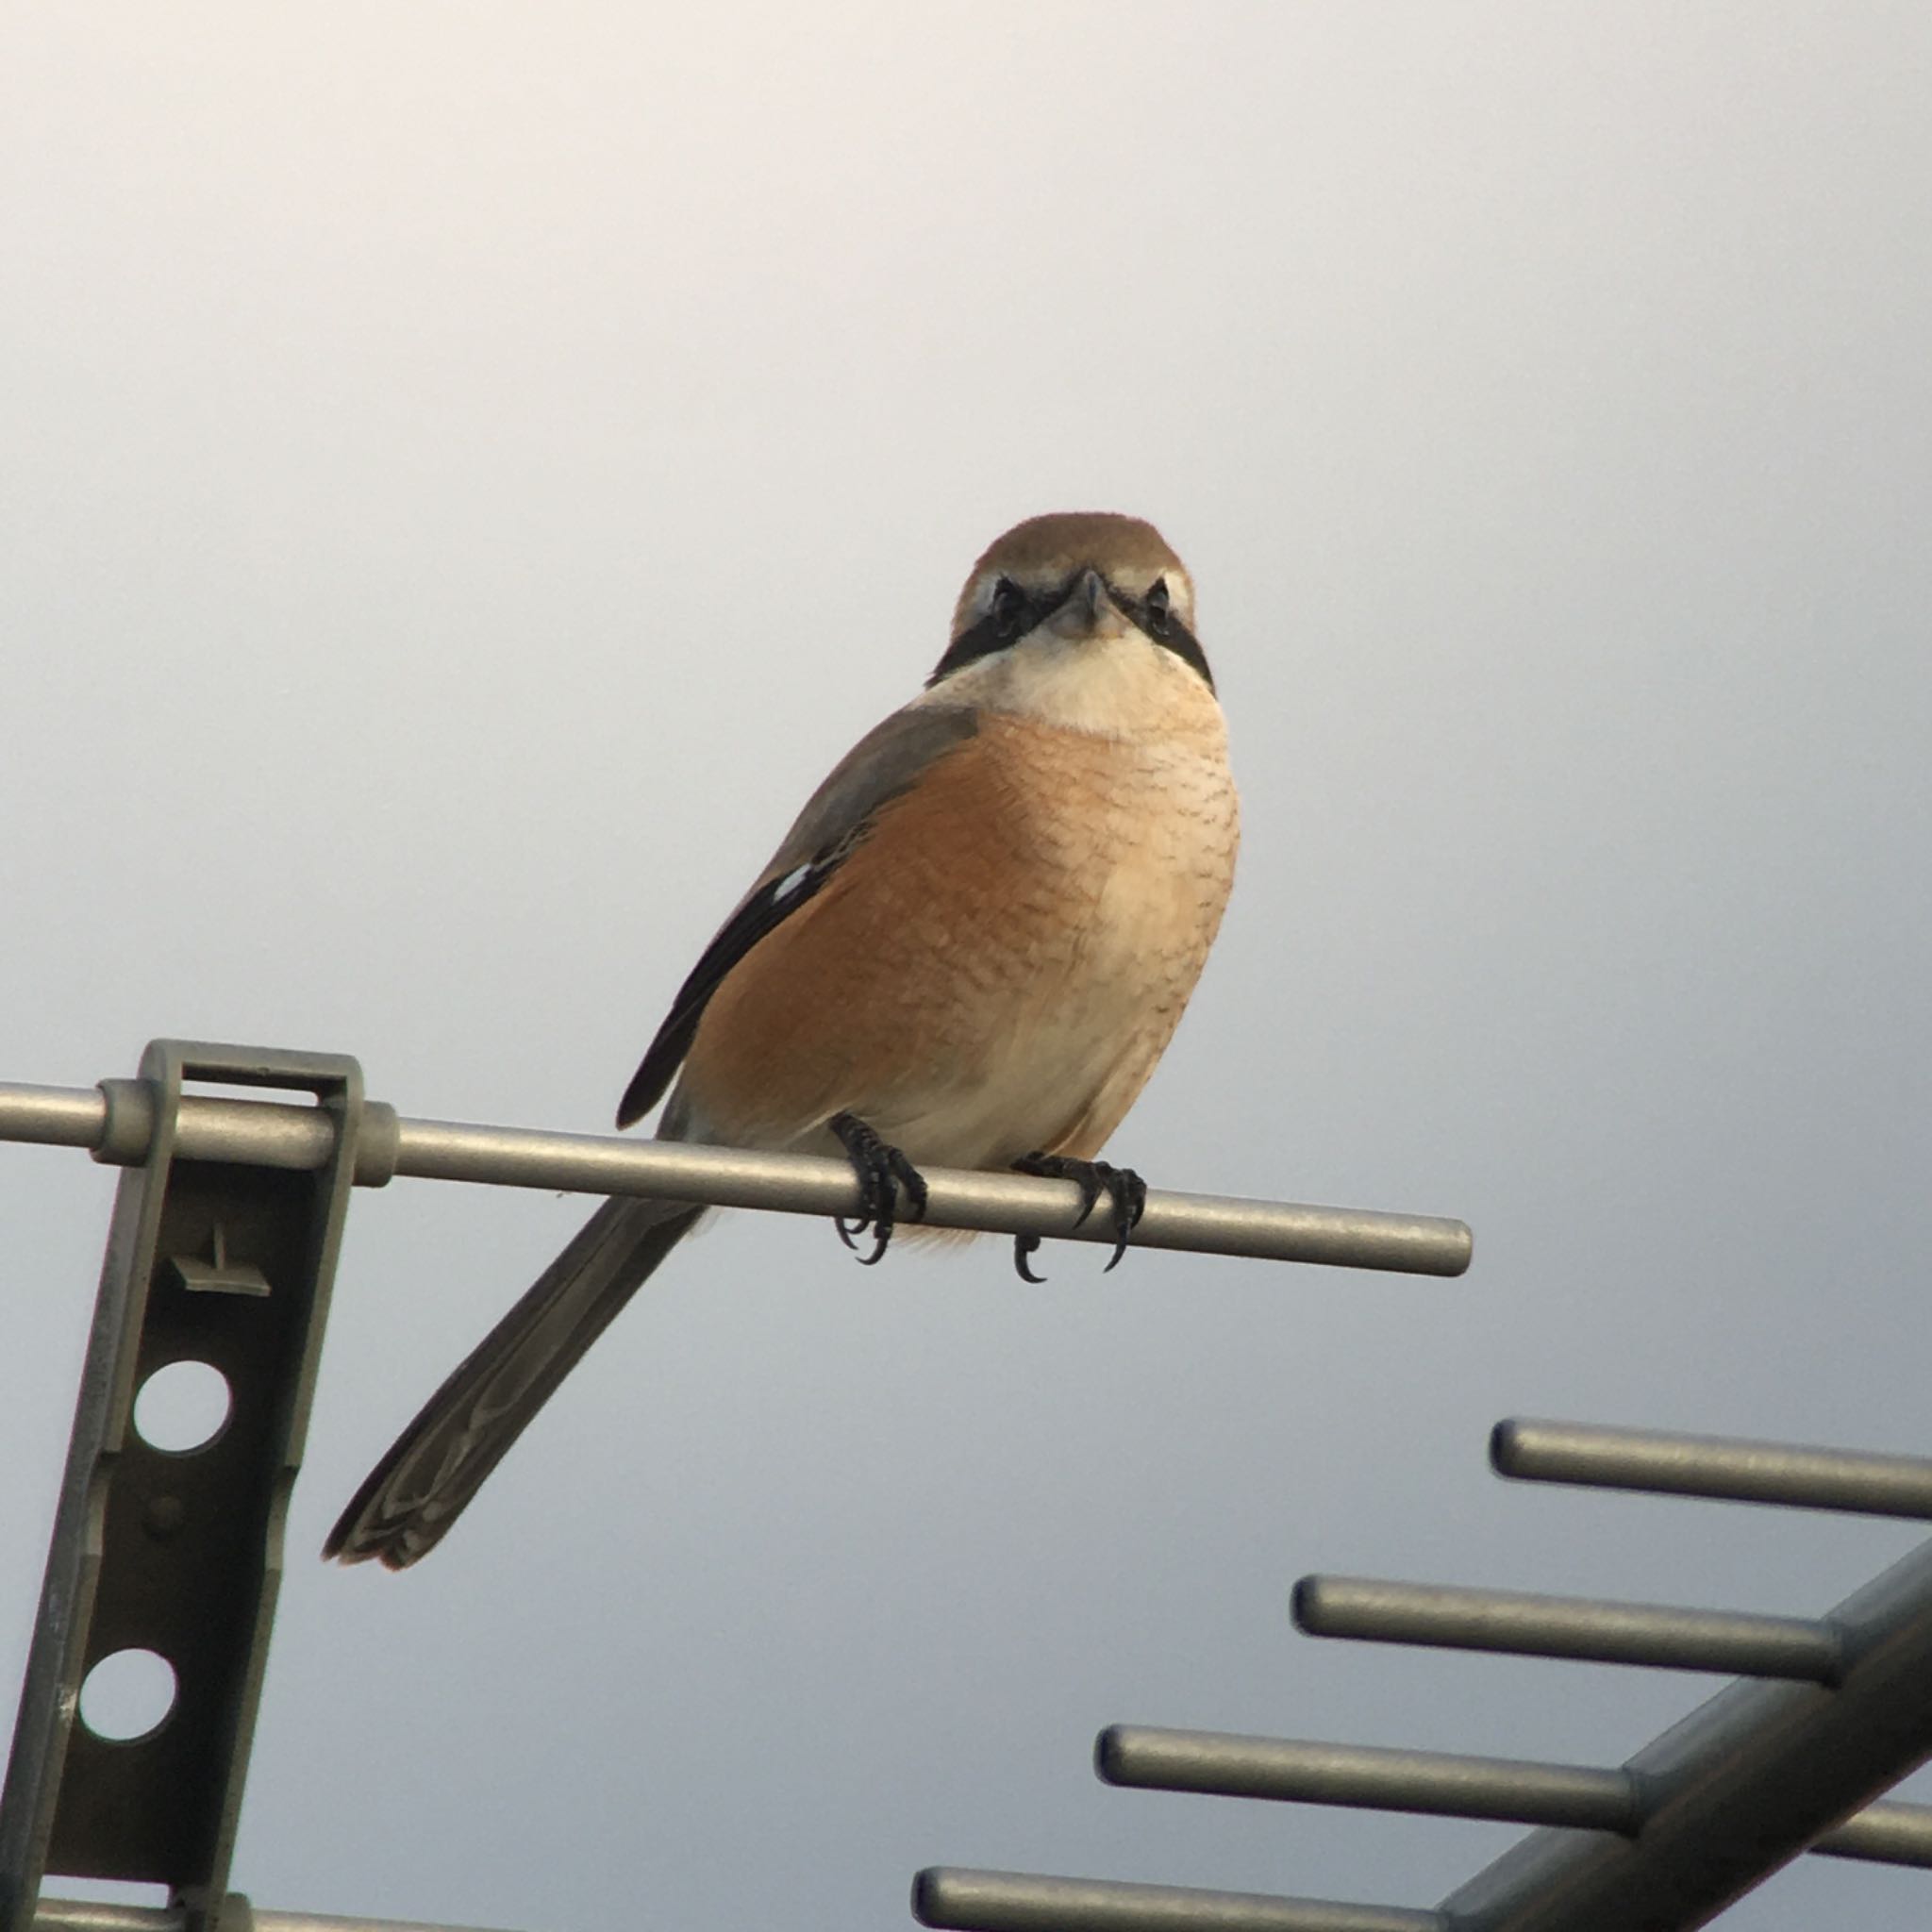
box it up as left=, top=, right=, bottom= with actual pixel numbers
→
left=913, top=1870, right=1445, bottom=1932
left=1096, top=1729, right=1641, bottom=1831
left=1815, top=1800, right=1932, bottom=1867
left=1289, top=1576, right=1840, bottom=1680
left=1491, top=1418, right=1932, bottom=1517
left=32, top=1901, right=514, bottom=1932
left=0, top=1078, right=1473, bottom=1276
left=1095, top=1730, right=1932, bottom=1870
left=925, top=1415, right=1932, bottom=1932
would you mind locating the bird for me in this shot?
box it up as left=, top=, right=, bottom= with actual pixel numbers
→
left=325, top=511, right=1240, bottom=1569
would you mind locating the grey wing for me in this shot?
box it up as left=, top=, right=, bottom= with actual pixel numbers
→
left=616, top=702, right=979, bottom=1129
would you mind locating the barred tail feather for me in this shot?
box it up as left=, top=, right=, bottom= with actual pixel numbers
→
left=324, top=1194, right=703, bottom=1569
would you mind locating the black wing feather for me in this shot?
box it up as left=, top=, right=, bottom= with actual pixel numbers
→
left=616, top=860, right=836, bottom=1127
left=614, top=703, right=981, bottom=1131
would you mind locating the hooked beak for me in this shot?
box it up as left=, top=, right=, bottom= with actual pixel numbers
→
left=1045, top=566, right=1116, bottom=641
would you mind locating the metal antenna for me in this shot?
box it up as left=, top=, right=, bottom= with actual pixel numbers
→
left=0, top=1045, right=364, bottom=1932
left=0, top=1072, right=1471, bottom=1274
left=916, top=1419, right=1932, bottom=1932
left=0, top=1041, right=1468, bottom=1932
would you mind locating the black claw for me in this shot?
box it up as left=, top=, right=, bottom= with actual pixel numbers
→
left=1102, top=1170, right=1149, bottom=1273
left=829, top=1112, right=927, bottom=1265
left=1010, top=1152, right=1148, bottom=1278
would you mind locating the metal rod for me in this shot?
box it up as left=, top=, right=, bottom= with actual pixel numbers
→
left=1096, top=1728, right=1640, bottom=1832
left=1096, top=1725, right=1932, bottom=1869
left=1290, top=1575, right=1841, bottom=1681
left=32, top=1900, right=515, bottom=1932
left=0, top=1078, right=1472, bottom=1275
left=912, top=1870, right=1445, bottom=1932
left=0, top=1084, right=105, bottom=1150
left=1491, top=1418, right=1932, bottom=1518
left=1813, top=1799, right=1932, bottom=1868
left=1436, top=1534, right=1932, bottom=1930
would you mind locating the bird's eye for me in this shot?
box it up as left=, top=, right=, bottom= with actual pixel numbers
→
left=991, top=576, right=1028, bottom=641
left=1143, top=576, right=1172, bottom=637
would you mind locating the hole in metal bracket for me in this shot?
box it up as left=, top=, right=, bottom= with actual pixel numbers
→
left=133, top=1359, right=232, bottom=1453
left=77, top=1648, right=177, bottom=1742
left=181, top=1079, right=322, bottom=1108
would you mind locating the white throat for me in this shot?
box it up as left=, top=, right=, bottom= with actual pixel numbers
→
left=924, top=630, right=1213, bottom=739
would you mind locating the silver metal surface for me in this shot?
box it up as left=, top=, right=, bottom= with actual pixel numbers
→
left=913, top=1870, right=1444, bottom=1932
left=1097, top=1729, right=1638, bottom=1831
left=926, top=1416, right=1932, bottom=1932
left=1814, top=1798, right=1932, bottom=1867
left=1291, top=1575, right=1840, bottom=1680
left=1, top=1047, right=365, bottom=1932
left=0, top=1085, right=103, bottom=1150
left=0, top=1078, right=1473, bottom=1276
left=32, top=1900, right=514, bottom=1932
left=1492, top=1417, right=1932, bottom=1518
left=1436, top=1529, right=1932, bottom=1929
left=1096, top=1726, right=1932, bottom=1868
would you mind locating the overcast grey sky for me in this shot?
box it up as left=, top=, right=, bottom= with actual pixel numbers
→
left=4, top=4, right=1930, bottom=1928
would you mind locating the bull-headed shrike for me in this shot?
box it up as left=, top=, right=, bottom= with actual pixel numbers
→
left=326, top=511, right=1239, bottom=1568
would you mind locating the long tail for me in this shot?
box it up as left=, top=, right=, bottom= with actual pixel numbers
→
left=324, top=1194, right=704, bottom=1569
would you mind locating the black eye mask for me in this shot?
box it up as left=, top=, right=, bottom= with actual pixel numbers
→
left=927, top=573, right=1213, bottom=691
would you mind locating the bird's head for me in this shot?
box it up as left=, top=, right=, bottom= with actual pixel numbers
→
left=927, top=513, right=1214, bottom=720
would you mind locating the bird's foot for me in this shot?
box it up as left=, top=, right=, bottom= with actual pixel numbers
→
left=829, top=1112, right=929, bottom=1265
left=1008, top=1153, right=1148, bottom=1282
